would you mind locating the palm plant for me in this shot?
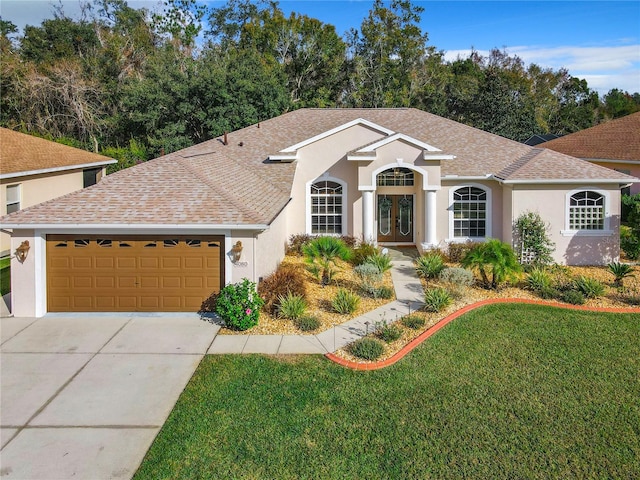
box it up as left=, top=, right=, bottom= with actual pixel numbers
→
left=302, top=236, right=352, bottom=285
left=461, top=239, right=522, bottom=289
left=607, top=262, right=635, bottom=287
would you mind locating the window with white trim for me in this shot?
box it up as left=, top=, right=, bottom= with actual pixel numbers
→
left=569, top=190, right=604, bottom=230
left=6, top=184, right=20, bottom=214
left=310, top=180, right=343, bottom=234
left=452, top=186, right=487, bottom=238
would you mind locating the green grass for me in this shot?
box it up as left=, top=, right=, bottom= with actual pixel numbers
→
left=0, top=257, right=10, bottom=296
left=134, top=304, right=640, bottom=480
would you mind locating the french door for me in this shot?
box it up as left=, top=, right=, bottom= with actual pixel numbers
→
left=377, top=195, right=413, bottom=243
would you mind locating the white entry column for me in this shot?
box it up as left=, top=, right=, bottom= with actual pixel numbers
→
left=361, top=188, right=375, bottom=244
left=424, top=189, right=437, bottom=247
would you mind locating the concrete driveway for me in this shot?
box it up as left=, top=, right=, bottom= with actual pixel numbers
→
left=0, top=314, right=220, bottom=479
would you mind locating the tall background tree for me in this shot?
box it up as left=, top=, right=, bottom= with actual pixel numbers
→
left=1, top=0, right=638, bottom=169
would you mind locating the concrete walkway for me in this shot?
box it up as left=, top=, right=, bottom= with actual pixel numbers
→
left=207, top=247, right=424, bottom=354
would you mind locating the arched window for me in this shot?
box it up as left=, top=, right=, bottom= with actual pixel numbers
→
left=377, top=167, right=414, bottom=186
left=569, top=191, right=604, bottom=230
left=310, top=180, right=344, bottom=234
left=452, top=186, right=488, bottom=238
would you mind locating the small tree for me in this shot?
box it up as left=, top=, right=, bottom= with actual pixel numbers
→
left=513, top=211, right=555, bottom=266
left=302, top=236, right=352, bottom=285
left=622, top=194, right=640, bottom=260
left=461, top=239, right=522, bottom=289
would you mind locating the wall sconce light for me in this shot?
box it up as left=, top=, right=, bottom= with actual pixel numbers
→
left=231, top=241, right=243, bottom=263
left=15, top=240, right=30, bottom=263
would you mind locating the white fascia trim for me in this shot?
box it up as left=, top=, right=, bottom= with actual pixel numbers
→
left=0, top=159, right=117, bottom=180
left=442, top=174, right=492, bottom=181
left=423, top=153, right=456, bottom=160
left=1, top=223, right=269, bottom=231
left=281, top=118, right=395, bottom=153
left=347, top=155, right=377, bottom=161
left=583, top=158, right=640, bottom=165
left=267, top=154, right=297, bottom=162
left=494, top=177, right=637, bottom=185
left=356, top=133, right=441, bottom=153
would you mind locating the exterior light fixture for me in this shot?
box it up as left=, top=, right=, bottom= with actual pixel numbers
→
left=15, top=240, right=30, bottom=263
left=231, top=241, right=243, bottom=263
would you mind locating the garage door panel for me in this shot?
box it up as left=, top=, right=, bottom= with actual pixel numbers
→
left=47, top=235, right=223, bottom=312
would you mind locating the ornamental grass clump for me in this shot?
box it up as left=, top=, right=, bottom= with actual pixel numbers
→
left=277, top=292, right=307, bottom=320
left=332, top=288, right=360, bottom=314
left=258, top=264, right=307, bottom=315
left=216, top=278, right=264, bottom=331
left=401, top=315, right=426, bottom=329
left=348, top=337, right=385, bottom=361
left=352, top=242, right=378, bottom=266
left=424, top=287, right=452, bottom=312
left=364, top=252, right=393, bottom=273
left=573, top=276, right=605, bottom=299
left=376, top=321, right=402, bottom=343
left=415, top=252, right=445, bottom=279
left=294, top=315, right=321, bottom=332
left=527, top=267, right=552, bottom=293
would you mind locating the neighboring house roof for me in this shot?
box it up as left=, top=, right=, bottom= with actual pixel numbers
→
left=1, top=108, right=636, bottom=228
left=523, top=134, right=560, bottom=146
left=539, top=112, right=640, bottom=162
left=0, top=128, right=116, bottom=179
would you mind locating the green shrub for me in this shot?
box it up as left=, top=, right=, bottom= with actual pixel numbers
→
left=339, top=235, right=358, bottom=249
left=620, top=224, right=640, bottom=260
left=573, top=276, right=605, bottom=299
left=258, top=264, right=307, bottom=315
left=401, top=315, right=426, bottom=329
left=376, top=321, right=402, bottom=343
left=364, top=252, right=393, bottom=273
left=539, top=286, right=561, bottom=300
left=513, top=211, right=555, bottom=266
left=294, top=315, right=321, bottom=332
left=352, top=242, right=378, bottom=266
left=348, top=337, right=385, bottom=360
left=562, top=289, right=586, bottom=305
left=216, top=279, right=264, bottom=331
left=527, top=267, right=552, bottom=292
left=424, top=287, right=452, bottom=312
left=446, top=241, right=479, bottom=263
left=332, top=288, right=360, bottom=314
left=607, top=262, right=635, bottom=287
left=415, top=252, right=445, bottom=279
left=277, top=292, right=307, bottom=320
left=286, top=233, right=313, bottom=255
left=439, top=267, right=474, bottom=286
left=372, top=285, right=394, bottom=299
left=354, top=263, right=382, bottom=284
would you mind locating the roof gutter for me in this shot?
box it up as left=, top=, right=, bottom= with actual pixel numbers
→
left=491, top=175, right=639, bottom=185
left=0, top=159, right=118, bottom=180
left=0, top=223, right=270, bottom=231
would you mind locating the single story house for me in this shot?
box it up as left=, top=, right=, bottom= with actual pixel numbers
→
left=540, top=112, right=640, bottom=195
left=0, top=128, right=116, bottom=257
left=1, top=108, right=637, bottom=317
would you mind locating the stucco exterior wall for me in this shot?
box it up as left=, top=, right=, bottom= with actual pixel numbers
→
left=511, top=184, right=621, bottom=265
left=9, top=230, right=43, bottom=318
left=589, top=160, right=640, bottom=195
left=254, top=204, right=289, bottom=281
left=1, top=169, right=91, bottom=256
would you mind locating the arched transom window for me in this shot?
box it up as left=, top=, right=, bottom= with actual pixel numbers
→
left=377, top=167, right=414, bottom=186
left=310, top=180, right=343, bottom=234
left=453, top=186, right=487, bottom=238
left=569, top=191, right=604, bottom=230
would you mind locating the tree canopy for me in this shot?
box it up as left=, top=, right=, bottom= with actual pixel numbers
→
left=1, top=0, right=638, bottom=170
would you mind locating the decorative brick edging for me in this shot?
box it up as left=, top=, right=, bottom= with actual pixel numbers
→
left=325, top=298, right=640, bottom=371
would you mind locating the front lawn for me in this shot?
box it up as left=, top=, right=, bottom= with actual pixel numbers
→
left=134, top=304, right=640, bottom=479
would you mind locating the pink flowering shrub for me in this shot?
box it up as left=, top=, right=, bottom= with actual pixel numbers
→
left=215, top=278, right=264, bottom=331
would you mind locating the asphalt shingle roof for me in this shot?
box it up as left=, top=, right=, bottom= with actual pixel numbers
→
left=2, top=108, right=635, bottom=227
left=539, top=112, right=640, bottom=161
left=0, top=128, right=115, bottom=175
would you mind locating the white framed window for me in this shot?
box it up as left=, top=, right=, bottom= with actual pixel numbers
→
left=6, top=184, right=20, bottom=214
left=448, top=184, right=491, bottom=240
left=567, top=189, right=606, bottom=230
left=307, top=178, right=346, bottom=235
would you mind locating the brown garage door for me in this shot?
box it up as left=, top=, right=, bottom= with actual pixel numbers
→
left=47, top=235, right=224, bottom=312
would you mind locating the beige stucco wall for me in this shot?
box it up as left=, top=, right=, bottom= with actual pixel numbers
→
left=589, top=161, right=640, bottom=195
left=1, top=169, right=91, bottom=256
left=511, top=184, right=621, bottom=265
left=9, top=230, right=43, bottom=317
left=254, top=203, right=289, bottom=281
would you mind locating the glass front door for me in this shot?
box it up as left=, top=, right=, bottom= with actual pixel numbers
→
left=377, top=195, right=413, bottom=243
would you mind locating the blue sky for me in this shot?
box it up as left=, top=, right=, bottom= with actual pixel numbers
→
left=2, top=0, right=639, bottom=94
